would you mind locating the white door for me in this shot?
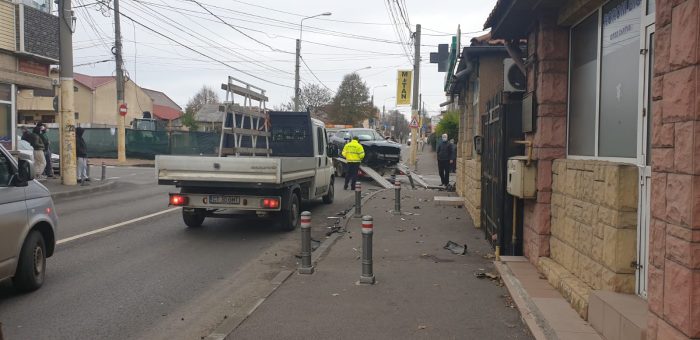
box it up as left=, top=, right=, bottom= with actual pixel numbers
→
left=313, top=126, right=331, bottom=199
left=636, top=25, right=654, bottom=299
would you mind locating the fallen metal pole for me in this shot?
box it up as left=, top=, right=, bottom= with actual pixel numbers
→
left=354, top=182, right=362, bottom=218
left=360, top=215, right=375, bottom=284
left=299, top=211, right=314, bottom=274
left=393, top=181, right=401, bottom=215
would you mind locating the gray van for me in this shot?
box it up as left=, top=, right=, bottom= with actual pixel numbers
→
left=0, top=144, right=58, bottom=292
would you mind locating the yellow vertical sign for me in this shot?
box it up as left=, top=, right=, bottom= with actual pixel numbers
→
left=396, top=70, right=412, bottom=106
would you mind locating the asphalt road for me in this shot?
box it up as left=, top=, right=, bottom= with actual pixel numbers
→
left=0, top=166, right=365, bottom=340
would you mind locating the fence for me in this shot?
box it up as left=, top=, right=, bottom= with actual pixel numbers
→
left=46, top=128, right=220, bottom=159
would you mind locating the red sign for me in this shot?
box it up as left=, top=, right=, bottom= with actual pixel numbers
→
left=119, top=103, right=128, bottom=116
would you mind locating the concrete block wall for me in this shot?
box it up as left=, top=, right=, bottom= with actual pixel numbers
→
left=647, top=1, right=700, bottom=339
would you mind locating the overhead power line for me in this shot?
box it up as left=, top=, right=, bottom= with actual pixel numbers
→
left=106, top=3, right=293, bottom=88
left=300, top=56, right=335, bottom=94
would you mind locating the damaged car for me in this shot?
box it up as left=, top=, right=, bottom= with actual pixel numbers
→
left=329, top=128, right=402, bottom=175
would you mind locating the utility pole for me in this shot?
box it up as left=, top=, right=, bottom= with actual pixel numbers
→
left=59, top=0, right=77, bottom=185
left=294, top=39, right=301, bottom=111
left=114, top=0, right=126, bottom=163
left=409, top=24, right=421, bottom=170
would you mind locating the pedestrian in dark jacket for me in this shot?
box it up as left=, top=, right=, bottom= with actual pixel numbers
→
left=36, top=123, right=53, bottom=177
left=30, top=124, right=46, bottom=178
left=436, top=133, right=453, bottom=186
left=76, top=127, right=89, bottom=184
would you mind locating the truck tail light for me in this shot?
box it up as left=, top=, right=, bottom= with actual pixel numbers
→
left=170, top=194, right=189, bottom=206
left=262, top=198, right=280, bottom=209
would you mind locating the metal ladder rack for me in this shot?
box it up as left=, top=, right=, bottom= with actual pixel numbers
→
left=218, top=76, right=271, bottom=157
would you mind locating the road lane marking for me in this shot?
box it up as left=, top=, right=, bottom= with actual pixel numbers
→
left=57, top=207, right=180, bottom=245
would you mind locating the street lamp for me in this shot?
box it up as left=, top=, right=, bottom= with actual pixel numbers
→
left=295, top=12, right=332, bottom=111
left=352, top=66, right=372, bottom=73
left=371, top=84, right=388, bottom=106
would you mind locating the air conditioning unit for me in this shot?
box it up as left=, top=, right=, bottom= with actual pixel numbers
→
left=504, top=58, right=526, bottom=93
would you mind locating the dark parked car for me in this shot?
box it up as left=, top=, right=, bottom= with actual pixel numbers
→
left=329, top=128, right=402, bottom=168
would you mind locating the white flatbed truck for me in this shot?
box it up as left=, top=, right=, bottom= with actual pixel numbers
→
left=156, top=79, right=336, bottom=230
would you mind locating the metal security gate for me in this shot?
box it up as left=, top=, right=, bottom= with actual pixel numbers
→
left=480, top=93, right=524, bottom=255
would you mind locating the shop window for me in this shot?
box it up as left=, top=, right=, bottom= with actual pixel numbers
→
left=568, top=13, right=599, bottom=156
left=0, top=104, right=10, bottom=146
left=0, top=84, right=10, bottom=102
left=567, top=0, right=643, bottom=160
left=599, top=0, right=641, bottom=158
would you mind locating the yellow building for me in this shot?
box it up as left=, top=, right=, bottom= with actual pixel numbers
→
left=71, top=73, right=154, bottom=127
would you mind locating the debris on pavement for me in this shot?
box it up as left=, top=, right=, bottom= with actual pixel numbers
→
left=443, top=241, right=467, bottom=255
left=332, top=293, right=340, bottom=297
left=413, top=206, right=420, bottom=209
left=417, top=325, right=427, bottom=330
left=483, top=253, right=496, bottom=259
left=396, top=228, right=406, bottom=232
left=420, top=253, right=455, bottom=263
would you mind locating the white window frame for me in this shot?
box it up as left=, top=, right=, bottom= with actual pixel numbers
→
left=566, top=0, right=650, bottom=165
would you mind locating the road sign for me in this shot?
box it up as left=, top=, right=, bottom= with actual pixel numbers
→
left=409, top=116, right=419, bottom=129
left=119, top=103, right=128, bottom=116
left=396, top=70, right=412, bottom=106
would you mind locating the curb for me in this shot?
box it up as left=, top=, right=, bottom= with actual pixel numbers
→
left=50, top=181, right=117, bottom=200
left=494, top=261, right=557, bottom=340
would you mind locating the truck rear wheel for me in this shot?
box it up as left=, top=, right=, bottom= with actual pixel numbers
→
left=183, top=209, right=205, bottom=228
left=280, top=193, right=300, bottom=231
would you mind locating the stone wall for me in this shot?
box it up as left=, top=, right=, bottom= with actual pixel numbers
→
left=522, top=12, right=569, bottom=263
left=647, top=1, right=700, bottom=339
left=463, top=158, right=481, bottom=227
left=544, top=159, right=639, bottom=317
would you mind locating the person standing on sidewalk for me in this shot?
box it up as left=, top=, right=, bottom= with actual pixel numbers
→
left=342, top=136, right=365, bottom=190
left=76, top=127, right=89, bottom=184
left=29, top=124, right=46, bottom=179
left=37, top=123, right=53, bottom=178
left=436, top=134, right=453, bottom=186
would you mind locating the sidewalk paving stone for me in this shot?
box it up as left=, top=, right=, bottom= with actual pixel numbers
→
left=230, top=188, right=532, bottom=340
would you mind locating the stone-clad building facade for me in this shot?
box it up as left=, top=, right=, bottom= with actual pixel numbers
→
left=446, top=0, right=699, bottom=338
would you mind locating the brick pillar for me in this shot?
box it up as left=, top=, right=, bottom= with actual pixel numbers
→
left=647, top=1, right=700, bottom=339
left=522, top=12, right=568, bottom=264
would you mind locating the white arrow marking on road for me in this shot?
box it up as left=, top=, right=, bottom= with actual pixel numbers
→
left=57, top=207, right=180, bottom=245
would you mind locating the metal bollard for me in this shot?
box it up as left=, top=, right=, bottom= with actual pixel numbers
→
left=390, top=174, right=396, bottom=185
left=360, top=215, right=375, bottom=284
left=299, top=211, right=314, bottom=274
left=101, top=162, right=106, bottom=181
left=354, top=182, right=362, bottom=217
left=393, top=181, right=401, bottom=215
left=86, top=161, right=91, bottom=178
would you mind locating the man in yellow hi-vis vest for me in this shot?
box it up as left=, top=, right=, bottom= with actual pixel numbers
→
left=342, top=136, right=365, bottom=190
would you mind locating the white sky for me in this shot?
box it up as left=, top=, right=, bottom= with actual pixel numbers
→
left=70, top=0, right=497, bottom=119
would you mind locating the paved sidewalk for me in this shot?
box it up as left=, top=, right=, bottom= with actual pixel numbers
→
left=89, top=158, right=155, bottom=167
left=41, top=177, right=115, bottom=199
left=230, top=188, right=532, bottom=339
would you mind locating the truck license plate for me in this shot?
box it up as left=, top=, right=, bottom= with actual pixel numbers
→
left=208, top=195, right=240, bottom=205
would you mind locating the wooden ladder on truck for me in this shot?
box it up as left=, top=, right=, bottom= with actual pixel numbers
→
left=218, top=76, right=270, bottom=157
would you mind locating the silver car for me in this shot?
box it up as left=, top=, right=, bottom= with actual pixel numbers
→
left=0, top=144, right=58, bottom=292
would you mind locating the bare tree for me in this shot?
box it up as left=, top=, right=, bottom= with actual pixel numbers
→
left=326, top=73, right=374, bottom=125
left=277, top=83, right=333, bottom=112
left=184, top=85, right=220, bottom=115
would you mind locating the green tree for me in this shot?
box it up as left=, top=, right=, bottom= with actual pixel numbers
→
left=327, top=73, right=374, bottom=125
left=180, top=110, right=198, bottom=130
left=435, top=111, right=459, bottom=142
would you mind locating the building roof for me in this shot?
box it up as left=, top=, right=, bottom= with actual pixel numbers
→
left=142, top=88, right=183, bottom=121
left=152, top=104, right=182, bottom=121
left=195, top=103, right=224, bottom=123
left=74, top=73, right=115, bottom=90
